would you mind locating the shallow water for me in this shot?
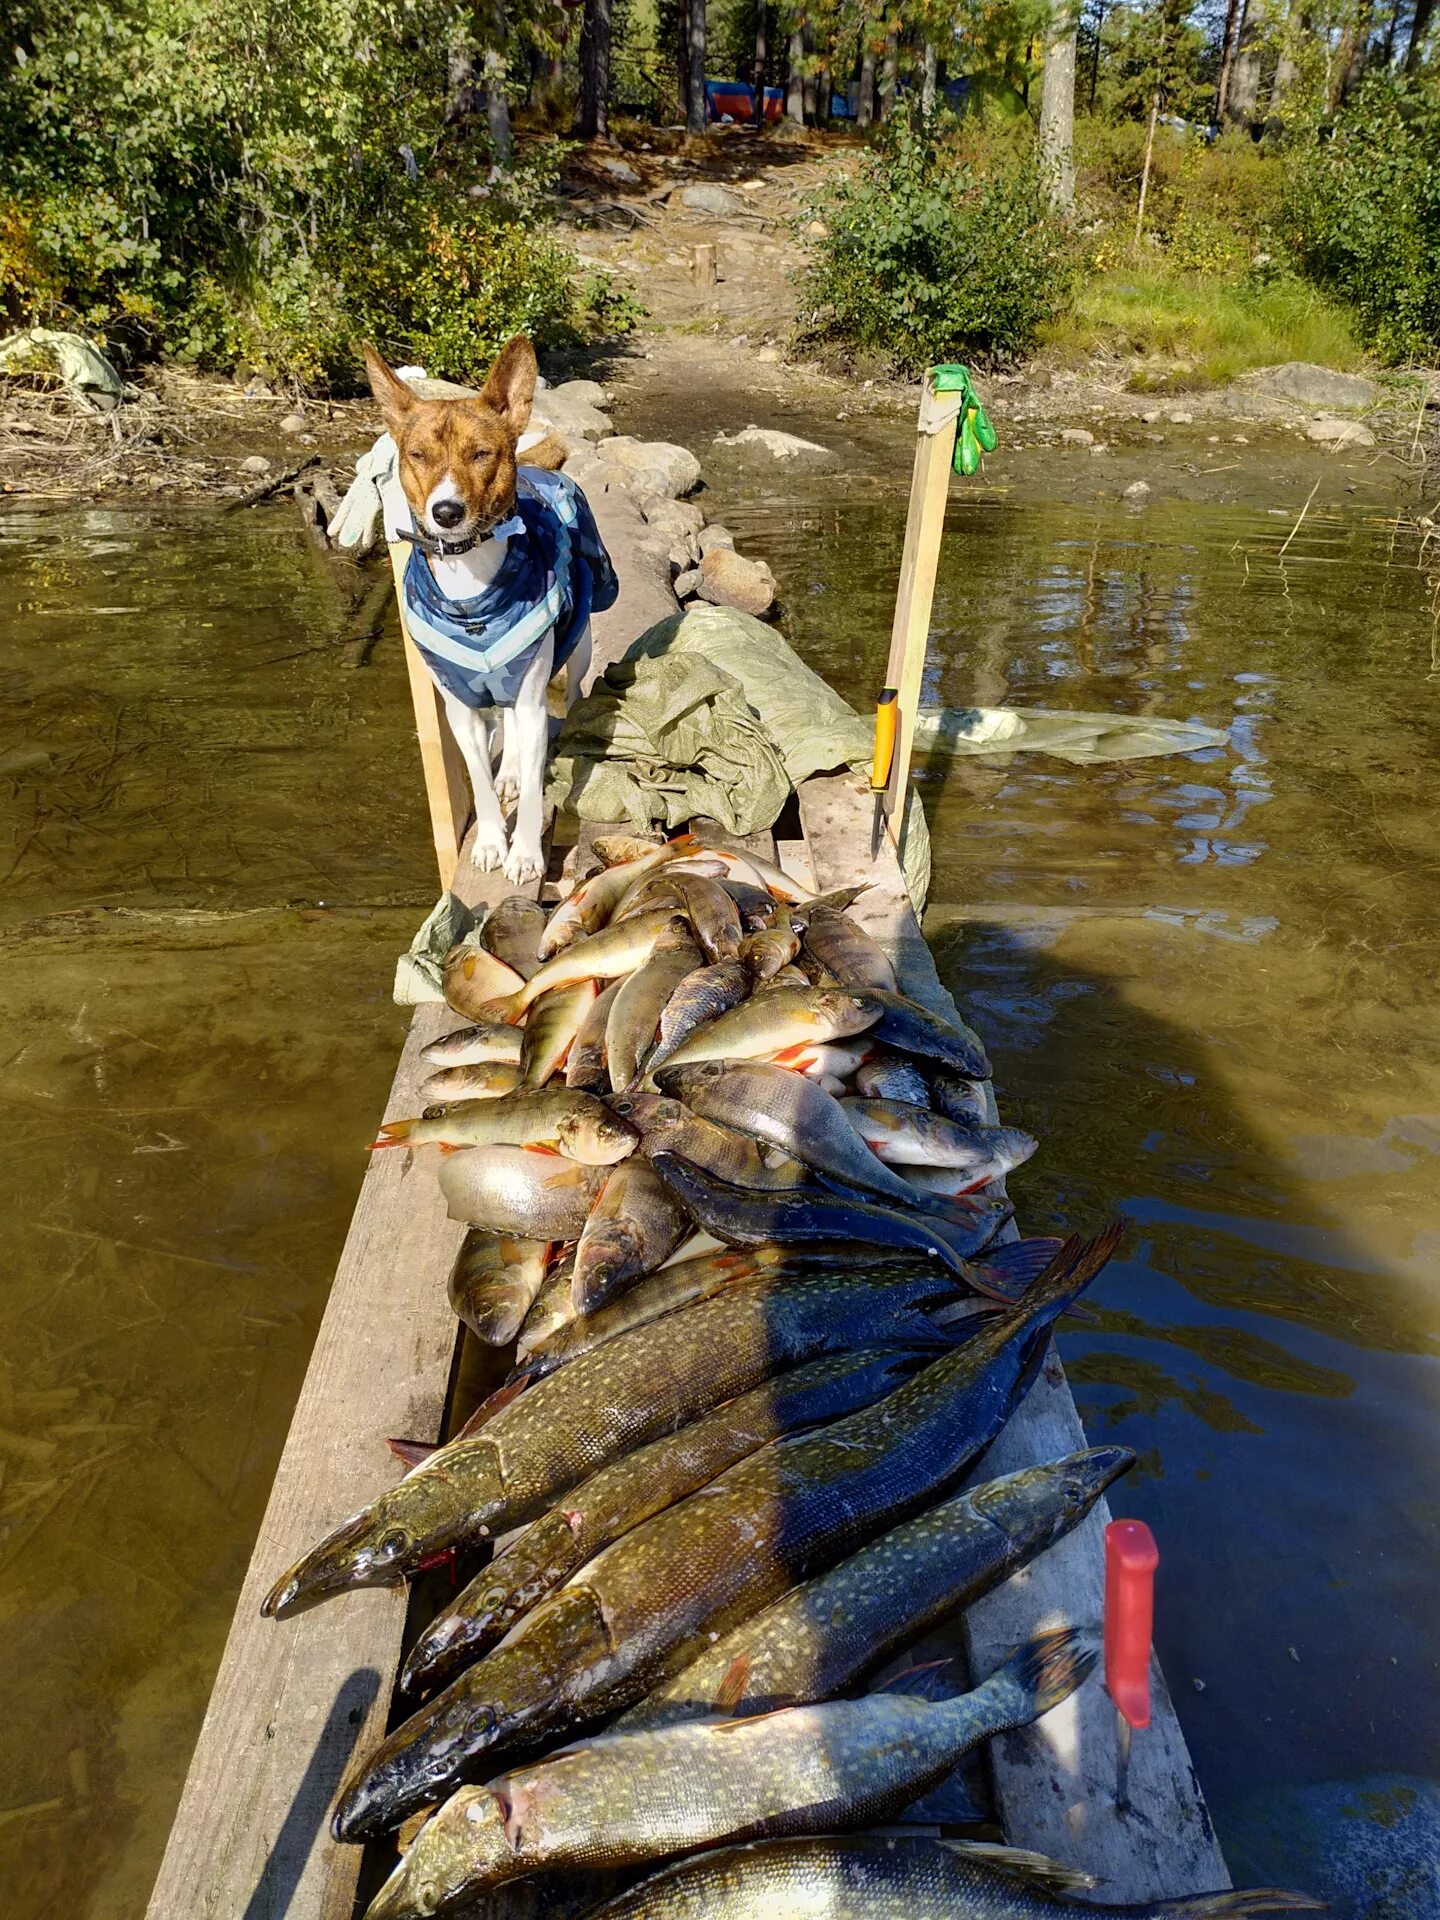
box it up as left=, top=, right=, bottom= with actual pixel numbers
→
left=2, top=444, right=1437, bottom=1915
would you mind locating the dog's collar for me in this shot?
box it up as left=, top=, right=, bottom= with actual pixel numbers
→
left=398, top=509, right=525, bottom=559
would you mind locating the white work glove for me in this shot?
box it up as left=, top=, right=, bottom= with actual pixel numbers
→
left=327, top=367, right=428, bottom=554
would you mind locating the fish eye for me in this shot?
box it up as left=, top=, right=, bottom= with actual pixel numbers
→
left=379, top=1527, right=410, bottom=1556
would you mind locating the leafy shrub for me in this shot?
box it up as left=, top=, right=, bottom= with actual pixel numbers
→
left=799, top=107, right=1075, bottom=372
left=1283, top=75, right=1440, bottom=360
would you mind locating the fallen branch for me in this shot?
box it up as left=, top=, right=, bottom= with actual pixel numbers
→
left=225, top=452, right=320, bottom=512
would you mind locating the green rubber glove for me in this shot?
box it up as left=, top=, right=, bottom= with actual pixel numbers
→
left=931, top=363, right=997, bottom=476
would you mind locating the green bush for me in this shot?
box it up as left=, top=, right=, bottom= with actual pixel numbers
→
left=1283, top=75, right=1440, bottom=360
left=0, top=0, right=635, bottom=388
left=798, top=108, right=1075, bottom=372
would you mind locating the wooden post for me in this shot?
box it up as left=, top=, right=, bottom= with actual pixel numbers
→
left=386, top=542, right=472, bottom=891
left=877, top=373, right=962, bottom=858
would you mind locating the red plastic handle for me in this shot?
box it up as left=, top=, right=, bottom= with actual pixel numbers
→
left=1104, top=1519, right=1158, bottom=1731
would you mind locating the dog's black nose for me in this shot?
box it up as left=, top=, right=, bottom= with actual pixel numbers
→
left=432, top=500, right=465, bottom=530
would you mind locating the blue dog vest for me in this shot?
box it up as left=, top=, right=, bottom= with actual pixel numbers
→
left=401, top=468, right=618, bottom=709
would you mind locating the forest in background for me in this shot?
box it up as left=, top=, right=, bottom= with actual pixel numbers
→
left=2, top=0, right=1439, bottom=386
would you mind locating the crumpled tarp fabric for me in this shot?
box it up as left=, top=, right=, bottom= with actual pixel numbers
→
left=545, top=603, right=933, bottom=907
left=394, top=890, right=492, bottom=1005
left=0, top=328, right=125, bottom=409
left=911, top=706, right=1227, bottom=763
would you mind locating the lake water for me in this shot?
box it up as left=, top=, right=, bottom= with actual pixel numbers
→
left=2, top=430, right=1436, bottom=1915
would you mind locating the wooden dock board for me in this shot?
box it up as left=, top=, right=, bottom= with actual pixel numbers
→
left=797, top=770, right=1228, bottom=1901
left=145, top=843, right=533, bottom=1920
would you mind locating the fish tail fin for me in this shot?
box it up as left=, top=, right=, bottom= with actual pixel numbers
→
left=970, top=1236, right=1065, bottom=1296
left=369, top=1119, right=416, bottom=1149
left=1147, top=1896, right=1328, bottom=1918
left=1022, top=1221, right=1125, bottom=1321
left=963, top=1627, right=1097, bottom=1737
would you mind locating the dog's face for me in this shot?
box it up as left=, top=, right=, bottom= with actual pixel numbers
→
left=363, top=336, right=537, bottom=544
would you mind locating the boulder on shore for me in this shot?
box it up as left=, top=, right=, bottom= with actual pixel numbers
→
left=697, top=547, right=777, bottom=617
left=1246, top=362, right=1378, bottom=410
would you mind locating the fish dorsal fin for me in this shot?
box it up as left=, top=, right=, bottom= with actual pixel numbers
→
left=944, top=1842, right=1099, bottom=1895
left=876, top=1657, right=958, bottom=1701
left=385, top=1437, right=437, bottom=1469
left=711, top=1653, right=751, bottom=1716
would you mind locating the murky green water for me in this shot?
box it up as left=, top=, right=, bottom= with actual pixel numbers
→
left=2, top=436, right=1437, bottom=1916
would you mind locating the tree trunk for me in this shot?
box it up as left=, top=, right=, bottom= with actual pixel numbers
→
left=802, top=26, right=818, bottom=122
left=1407, top=0, right=1433, bottom=67
left=1228, top=0, right=1266, bottom=124
left=816, top=53, right=832, bottom=124
left=1135, top=87, right=1161, bottom=240
left=879, top=31, right=897, bottom=117
left=1038, top=0, right=1077, bottom=213
left=484, top=46, right=512, bottom=163
left=787, top=25, right=805, bottom=121
left=687, top=0, right=707, bottom=133
left=752, top=3, right=768, bottom=128
left=858, top=28, right=876, bottom=125
left=447, top=37, right=476, bottom=123
left=921, top=39, right=937, bottom=114
left=1214, top=0, right=1242, bottom=122
left=1337, top=0, right=1375, bottom=98
left=576, top=0, right=611, bottom=139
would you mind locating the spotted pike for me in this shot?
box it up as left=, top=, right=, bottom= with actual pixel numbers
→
left=660, top=986, right=880, bottom=1073
left=401, top=1348, right=930, bottom=1692
left=448, top=1231, right=552, bottom=1346
left=263, top=1262, right=962, bottom=1621
left=620, top=1447, right=1133, bottom=1729
left=366, top=1633, right=1096, bottom=1912
left=330, top=1230, right=1119, bottom=1837
left=643, top=962, right=751, bottom=1080
left=571, top=1836, right=1323, bottom=1920
left=572, top=1157, right=691, bottom=1313
left=801, top=905, right=897, bottom=991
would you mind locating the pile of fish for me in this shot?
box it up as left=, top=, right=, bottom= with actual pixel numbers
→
left=260, top=831, right=1317, bottom=1920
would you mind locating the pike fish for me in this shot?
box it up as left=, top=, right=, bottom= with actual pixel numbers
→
left=801, top=905, right=897, bottom=991
left=862, top=987, right=992, bottom=1081
left=479, top=894, right=547, bottom=980
left=565, top=979, right=622, bottom=1094
left=650, top=1154, right=1003, bottom=1282
left=437, top=1146, right=608, bottom=1238
left=366, top=1633, right=1095, bottom=1912
left=447, top=1231, right=551, bottom=1347
left=620, top=1447, right=1133, bottom=1729
left=265, top=1263, right=961, bottom=1621
left=505, top=912, right=694, bottom=1018
left=660, top=987, right=880, bottom=1073
left=843, top=1099, right=1038, bottom=1179
left=572, top=1157, right=691, bottom=1313
left=402, top=1348, right=929, bottom=1691
left=655, top=1059, right=928, bottom=1207
left=644, top=962, right=751, bottom=1079
left=573, top=1836, right=1323, bottom=1920
left=330, top=1230, right=1118, bottom=1837
left=441, top=944, right=525, bottom=1019
left=615, top=1095, right=809, bottom=1192
left=415, top=1061, right=524, bottom=1105
left=605, top=936, right=703, bottom=1092
left=419, top=1023, right=525, bottom=1070
left=521, top=979, right=599, bottom=1086
left=373, top=1090, right=636, bottom=1164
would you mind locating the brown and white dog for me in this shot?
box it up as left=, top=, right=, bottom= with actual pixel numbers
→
left=365, top=337, right=611, bottom=885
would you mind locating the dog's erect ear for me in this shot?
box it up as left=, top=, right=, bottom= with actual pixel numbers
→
left=363, top=345, right=417, bottom=434
left=480, top=335, right=537, bottom=441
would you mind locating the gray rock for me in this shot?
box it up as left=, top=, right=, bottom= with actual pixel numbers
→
left=1167, top=410, right=1194, bottom=424
left=551, top=378, right=609, bottom=411
left=698, top=547, right=777, bottom=617
left=698, top=524, right=736, bottom=556
left=279, top=412, right=307, bottom=435
left=679, top=183, right=744, bottom=216
left=674, top=567, right=703, bottom=599
left=1140, top=409, right=1163, bottom=424
left=756, top=345, right=781, bottom=364
left=1248, top=361, right=1378, bottom=410
left=641, top=497, right=705, bottom=541
left=532, top=391, right=612, bottom=446
left=595, top=435, right=702, bottom=498
left=713, top=425, right=833, bottom=462
left=1089, top=443, right=1109, bottom=456
left=598, top=155, right=641, bottom=186
left=1124, top=480, right=1152, bottom=499
left=239, top=454, right=272, bottom=476
left=1305, top=416, right=1377, bottom=448
left=1059, top=427, right=1095, bottom=446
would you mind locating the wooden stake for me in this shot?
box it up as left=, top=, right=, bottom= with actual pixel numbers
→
left=1136, top=88, right=1161, bottom=243
left=878, top=374, right=961, bottom=857
left=386, top=542, right=472, bottom=889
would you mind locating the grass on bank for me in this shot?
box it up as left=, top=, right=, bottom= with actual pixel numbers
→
left=1043, top=262, right=1365, bottom=390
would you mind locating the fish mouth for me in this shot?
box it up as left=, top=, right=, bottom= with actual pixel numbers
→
left=260, top=1518, right=398, bottom=1619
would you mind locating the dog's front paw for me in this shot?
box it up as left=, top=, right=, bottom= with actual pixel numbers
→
left=494, top=772, right=520, bottom=811
left=472, top=822, right=509, bottom=872
left=504, top=838, right=545, bottom=886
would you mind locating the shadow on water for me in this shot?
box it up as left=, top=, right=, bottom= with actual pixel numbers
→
left=242, top=1667, right=380, bottom=1920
